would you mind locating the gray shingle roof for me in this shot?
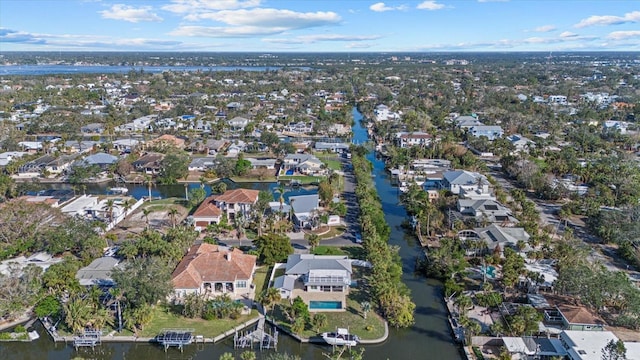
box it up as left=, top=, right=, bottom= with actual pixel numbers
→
left=285, top=254, right=352, bottom=275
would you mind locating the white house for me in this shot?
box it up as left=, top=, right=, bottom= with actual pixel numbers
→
left=441, top=170, right=490, bottom=195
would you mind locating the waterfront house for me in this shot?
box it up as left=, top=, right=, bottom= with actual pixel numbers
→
left=458, top=224, right=530, bottom=256
left=457, top=199, right=519, bottom=226
left=171, top=243, right=256, bottom=300
left=274, top=254, right=352, bottom=310
left=246, top=157, right=277, bottom=170
left=282, top=153, right=324, bottom=175
left=131, top=152, right=164, bottom=175
left=188, top=157, right=216, bottom=172
left=81, top=152, right=119, bottom=170
left=75, top=257, right=121, bottom=287
left=191, top=195, right=223, bottom=231
left=289, top=194, right=320, bottom=230
left=394, top=132, right=433, bottom=148
left=314, top=141, right=350, bottom=153
left=213, top=188, right=260, bottom=220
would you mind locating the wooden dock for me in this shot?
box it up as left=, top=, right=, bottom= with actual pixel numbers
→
left=234, top=316, right=278, bottom=351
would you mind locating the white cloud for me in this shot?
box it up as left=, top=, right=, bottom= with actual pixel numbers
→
left=574, top=11, right=640, bottom=28
left=607, top=30, right=640, bottom=40
left=100, top=4, right=163, bottom=23
left=162, top=0, right=262, bottom=13
left=369, top=2, right=406, bottom=12
left=559, top=31, right=578, bottom=38
left=264, top=34, right=382, bottom=44
left=534, top=25, right=556, bottom=33
left=169, top=25, right=285, bottom=37
left=416, top=1, right=445, bottom=11
left=185, top=8, right=341, bottom=28
left=0, top=28, right=207, bottom=50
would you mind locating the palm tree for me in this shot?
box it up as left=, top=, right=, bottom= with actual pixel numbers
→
left=142, top=208, right=152, bottom=229
left=108, top=288, right=126, bottom=332
left=63, top=296, right=92, bottom=334
left=275, top=183, right=286, bottom=214
left=307, top=233, right=320, bottom=251
left=144, top=175, right=153, bottom=200
left=235, top=215, right=247, bottom=244
left=105, top=199, right=115, bottom=224
left=360, top=301, right=371, bottom=319
left=259, top=288, right=281, bottom=317
left=199, top=176, right=207, bottom=189
left=168, top=207, right=179, bottom=228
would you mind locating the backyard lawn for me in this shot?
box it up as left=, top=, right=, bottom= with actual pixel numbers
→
left=253, top=266, right=270, bottom=293
left=139, top=306, right=259, bottom=338
left=269, top=290, right=385, bottom=340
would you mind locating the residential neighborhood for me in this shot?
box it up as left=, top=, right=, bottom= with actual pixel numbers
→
left=0, top=51, right=639, bottom=360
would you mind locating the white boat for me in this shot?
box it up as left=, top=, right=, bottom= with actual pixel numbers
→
left=321, top=328, right=360, bottom=346
left=109, top=187, right=128, bottom=194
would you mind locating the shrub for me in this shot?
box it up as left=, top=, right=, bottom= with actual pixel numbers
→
left=14, top=325, right=26, bottom=333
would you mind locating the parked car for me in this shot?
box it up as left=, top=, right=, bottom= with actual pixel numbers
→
left=354, top=233, right=362, bottom=244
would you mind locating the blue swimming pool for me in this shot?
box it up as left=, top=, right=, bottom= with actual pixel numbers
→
left=309, top=301, right=342, bottom=310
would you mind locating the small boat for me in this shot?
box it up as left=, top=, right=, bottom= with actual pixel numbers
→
left=109, top=187, right=128, bottom=194
left=321, top=328, right=360, bottom=346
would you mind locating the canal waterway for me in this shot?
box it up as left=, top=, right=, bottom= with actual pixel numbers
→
left=1, top=107, right=461, bottom=360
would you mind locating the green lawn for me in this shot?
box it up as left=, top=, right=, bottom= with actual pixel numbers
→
left=269, top=290, right=385, bottom=340
left=312, top=246, right=348, bottom=256
left=230, top=176, right=277, bottom=183
left=142, top=197, right=188, bottom=212
left=253, top=266, right=270, bottom=293
left=278, top=175, right=324, bottom=184
left=312, top=246, right=365, bottom=260
left=324, top=159, right=342, bottom=171
left=318, top=226, right=346, bottom=240
left=140, top=306, right=259, bottom=338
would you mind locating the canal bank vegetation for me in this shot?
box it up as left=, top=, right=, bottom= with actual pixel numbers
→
left=350, top=147, right=415, bottom=328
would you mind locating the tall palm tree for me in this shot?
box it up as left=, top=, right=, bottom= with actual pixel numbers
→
left=105, top=199, right=115, bottom=224
left=144, top=175, right=153, bottom=200
left=275, top=183, right=286, bottom=214
left=307, top=233, right=320, bottom=251
left=259, top=288, right=281, bottom=316
left=168, top=207, right=179, bottom=228
left=142, top=208, right=152, bottom=229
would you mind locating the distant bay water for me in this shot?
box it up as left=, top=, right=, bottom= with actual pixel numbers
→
left=0, top=64, right=309, bottom=76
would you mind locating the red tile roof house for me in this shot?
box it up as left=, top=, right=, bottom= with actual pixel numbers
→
left=171, top=243, right=257, bottom=301
left=192, top=195, right=223, bottom=231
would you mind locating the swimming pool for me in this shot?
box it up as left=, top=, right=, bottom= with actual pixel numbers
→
left=309, top=301, right=342, bottom=310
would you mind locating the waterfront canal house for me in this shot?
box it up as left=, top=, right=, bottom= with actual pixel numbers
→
left=394, top=131, right=433, bottom=148
left=171, top=244, right=257, bottom=300
left=191, top=195, right=223, bottom=231
left=213, top=188, right=260, bottom=220
left=274, top=254, right=352, bottom=311
left=131, top=152, right=164, bottom=175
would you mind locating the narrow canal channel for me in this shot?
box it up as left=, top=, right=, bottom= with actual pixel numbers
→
left=1, top=107, right=461, bottom=360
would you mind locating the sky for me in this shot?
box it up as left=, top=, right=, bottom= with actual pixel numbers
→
left=0, top=0, right=639, bottom=52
